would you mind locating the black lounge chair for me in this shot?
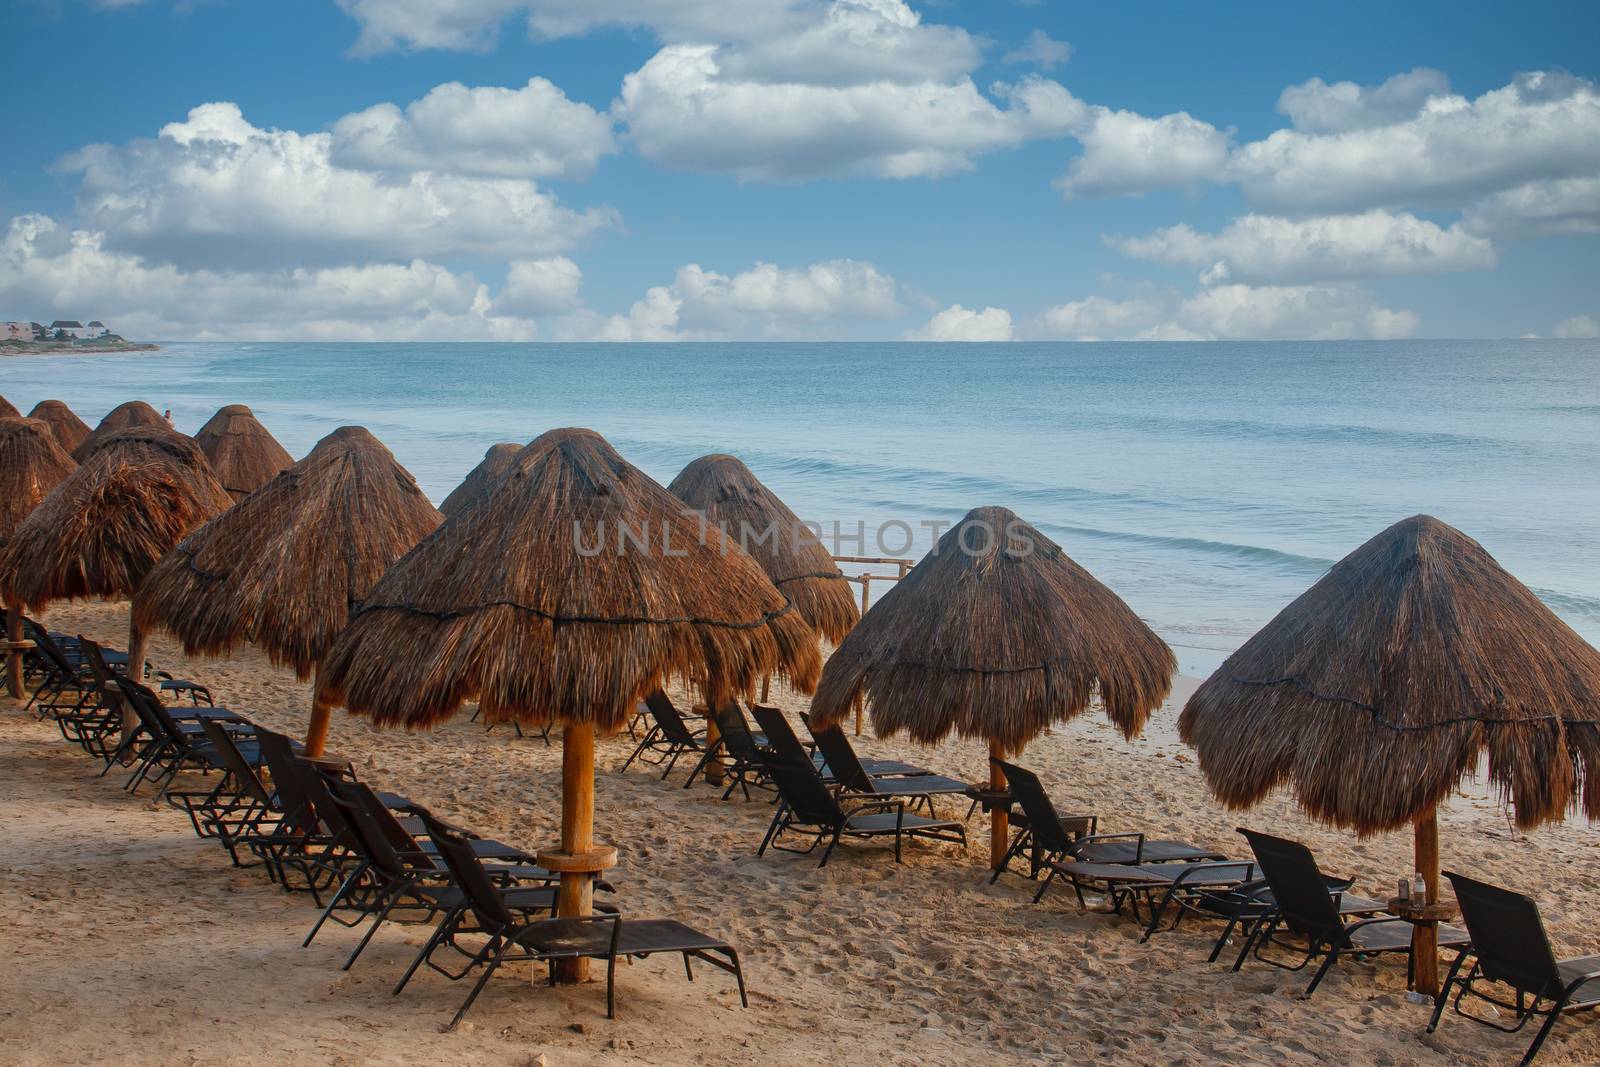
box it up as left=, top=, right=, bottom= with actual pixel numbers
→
left=802, top=714, right=968, bottom=814
left=988, top=759, right=1098, bottom=885
left=748, top=704, right=923, bottom=782
left=682, top=703, right=777, bottom=800
left=1236, top=828, right=1469, bottom=996
left=620, top=691, right=705, bottom=779
left=1427, top=871, right=1600, bottom=1065
left=756, top=753, right=966, bottom=866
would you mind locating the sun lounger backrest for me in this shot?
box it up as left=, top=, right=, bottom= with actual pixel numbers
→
left=113, top=676, right=173, bottom=742
left=995, top=760, right=1087, bottom=852
left=713, top=703, right=762, bottom=759
left=765, top=756, right=845, bottom=827
left=255, top=731, right=321, bottom=834
left=802, top=714, right=872, bottom=793
left=30, top=628, right=80, bottom=678
left=644, top=691, right=698, bottom=743
left=750, top=705, right=813, bottom=768
left=1238, top=828, right=1347, bottom=943
left=421, top=810, right=519, bottom=933
left=1446, top=870, right=1564, bottom=996
left=326, top=778, right=413, bottom=880
left=199, top=718, right=273, bottom=806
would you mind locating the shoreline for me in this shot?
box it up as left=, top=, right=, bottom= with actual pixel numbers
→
left=0, top=340, right=160, bottom=357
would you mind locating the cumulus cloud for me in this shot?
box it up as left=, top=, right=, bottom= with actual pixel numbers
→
left=906, top=304, right=1013, bottom=341
left=1033, top=282, right=1418, bottom=341
left=586, top=259, right=900, bottom=340
left=617, top=45, right=1082, bottom=180
left=61, top=102, right=617, bottom=270
left=1054, top=106, right=1231, bottom=197
left=499, top=257, right=584, bottom=315
left=330, top=78, right=616, bottom=180
left=1276, top=68, right=1450, bottom=133
left=1463, top=176, right=1600, bottom=239
left=1110, top=210, right=1496, bottom=284
left=1003, top=30, right=1071, bottom=70
left=1554, top=315, right=1599, bottom=339
left=1231, top=72, right=1600, bottom=213
left=0, top=214, right=544, bottom=341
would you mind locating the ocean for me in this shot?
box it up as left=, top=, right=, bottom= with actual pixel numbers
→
left=5, top=339, right=1598, bottom=675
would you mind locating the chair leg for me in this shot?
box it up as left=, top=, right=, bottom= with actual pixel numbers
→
left=1031, top=867, right=1059, bottom=905
left=343, top=886, right=409, bottom=970
left=449, top=936, right=511, bottom=1030
left=1303, top=947, right=1339, bottom=997
left=304, top=863, right=367, bottom=946
left=394, top=908, right=463, bottom=995
left=1521, top=1004, right=1566, bottom=1066
left=818, top=828, right=843, bottom=868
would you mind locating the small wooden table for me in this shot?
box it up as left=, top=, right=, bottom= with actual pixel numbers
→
left=962, top=784, right=1012, bottom=815
left=1386, top=897, right=1459, bottom=996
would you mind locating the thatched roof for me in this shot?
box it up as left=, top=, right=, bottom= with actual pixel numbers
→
left=439, top=442, right=520, bottom=518
left=73, top=400, right=168, bottom=461
left=134, top=425, right=442, bottom=679
left=0, top=394, right=18, bottom=419
left=810, top=506, right=1175, bottom=753
left=1179, top=515, right=1600, bottom=833
left=193, top=404, right=293, bottom=500
left=27, top=400, right=92, bottom=454
left=315, top=427, right=822, bottom=733
left=0, top=418, right=77, bottom=546
left=0, top=425, right=231, bottom=610
left=668, top=453, right=859, bottom=645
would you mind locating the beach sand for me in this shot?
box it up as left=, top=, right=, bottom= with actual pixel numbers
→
left=3, top=599, right=1597, bottom=1066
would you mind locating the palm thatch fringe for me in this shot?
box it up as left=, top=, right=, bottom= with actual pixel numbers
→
left=73, top=400, right=169, bottom=461
left=193, top=404, right=294, bottom=500
left=315, top=428, right=822, bottom=734
left=668, top=453, right=858, bottom=645
left=439, top=442, right=520, bottom=518
left=0, top=394, right=19, bottom=419
left=1178, top=515, right=1600, bottom=833
left=1, top=426, right=231, bottom=609
left=134, top=425, right=441, bottom=678
left=27, top=400, right=92, bottom=454
left=0, top=418, right=77, bottom=545
left=810, top=506, right=1175, bottom=754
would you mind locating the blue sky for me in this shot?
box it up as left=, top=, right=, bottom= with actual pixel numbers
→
left=2, top=0, right=1597, bottom=341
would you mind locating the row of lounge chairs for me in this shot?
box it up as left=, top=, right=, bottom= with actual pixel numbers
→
left=13, top=615, right=747, bottom=1028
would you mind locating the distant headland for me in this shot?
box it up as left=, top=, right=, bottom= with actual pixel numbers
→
left=2, top=318, right=158, bottom=355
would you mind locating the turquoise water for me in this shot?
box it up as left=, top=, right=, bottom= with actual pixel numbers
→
left=5, top=339, right=1598, bottom=673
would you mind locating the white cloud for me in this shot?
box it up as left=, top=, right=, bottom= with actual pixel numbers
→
left=1033, top=282, right=1418, bottom=341
left=715, top=0, right=982, bottom=87
left=61, top=102, right=616, bottom=270
left=330, top=78, right=616, bottom=180
left=0, top=214, right=546, bottom=341
left=1463, top=176, right=1600, bottom=239
left=906, top=304, right=1013, bottom=341
left=1554, top=315, right=1599, bottom=339
left=617, top=45, right=1082, bottom=180
left=1111, top=210, right=1496, bottom=284
left=585, top=259, right=901, bottom=340
left=1231, top=72, right=1600, bottom=213
left=499, top=257, right=583, bottom=315
left=1054, top=106, right=1231, bottom=197
left=1003, top=30, right=1071, bottom=70
left=1276, top=68, right=1450, bottom=133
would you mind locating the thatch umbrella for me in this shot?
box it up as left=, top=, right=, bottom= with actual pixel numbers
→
left=0, top=394, right=18, bottom=419
left=28, top=400, right=92, bottom=455
left=73, top=400, right=169, bottom=461
left=193, top=404, right=294, bottom=500
left=0, top=418, right=78, bottom=696
left=1179, top=514, right=1600, bottom=995
left=135, top=426, right=441, bottom=752
left=810, top=506, right=1176, bottom=867
left=439, top=442, right=520, bottom=518
left=0, top=425, right=231, bottom=714
left=316, top=427, right=821, bottom=978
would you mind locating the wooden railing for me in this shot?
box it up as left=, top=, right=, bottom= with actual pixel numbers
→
left=831, top=555, right=916, bottom=733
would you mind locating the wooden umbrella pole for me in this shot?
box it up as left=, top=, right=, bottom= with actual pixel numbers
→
left=989, top=739, right=1009, bottom=870
left=555, top=721, right=596, bottom=983
left=759, top=675, right=770, bottom=703
left=703, top=714, right=725, bottom=786
left=304, top=691, right=334, bottom=758
left=1411, top=807, right=1442, bottom=996
left=123, top=616, right=147, bottom=737
left=5, top=598, right=23, bottom=699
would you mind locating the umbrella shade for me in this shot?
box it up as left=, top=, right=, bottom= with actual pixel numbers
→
left=193, top=404, right=293, bottom=500
left=135, top=425, right=441, bottom=679
left=1, top=425, right=231, bottom=609
left=1179, top=514, right=1600, bottom=833
left=810, top=506, right=1175, bottom=753
left=73, top=400, right=169, bottom=461
left=27, top=400, right=92, bottom=454
left=439, top=442, right=520, bottom=518
left=668, top=453, right=858, bottom=645
left=0, top=418, right=76, bottom=546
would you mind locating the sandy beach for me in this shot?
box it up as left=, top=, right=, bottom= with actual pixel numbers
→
left=3, top=598, right=1597, bottom=1067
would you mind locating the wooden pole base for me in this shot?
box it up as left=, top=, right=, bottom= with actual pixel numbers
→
left=5, top=599, right=23, bottom=700
left=123, top=617, right=147, bottom=738
left=1411, top=807, right=1442, bottom=996
left=988, top=740, right=1009, bottom=870
left=304, top=693, right=334, bottom=758
left=555, top=721, right=597, bottom=984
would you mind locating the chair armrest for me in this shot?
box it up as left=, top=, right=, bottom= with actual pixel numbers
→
left=1170, top=861, right=1256, bottom=886
left=841, top=798, right=905, bottom=820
